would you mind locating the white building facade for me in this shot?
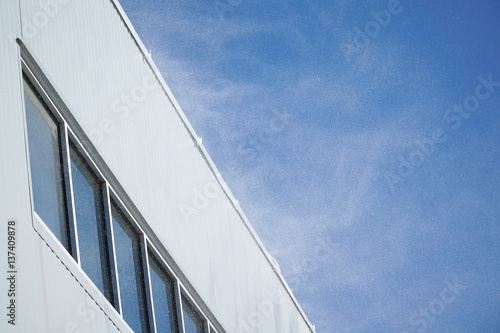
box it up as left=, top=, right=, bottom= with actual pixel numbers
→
left=0, top=1, right=315, bottom=332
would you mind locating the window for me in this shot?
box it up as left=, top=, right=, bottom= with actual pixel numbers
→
left=24, top=79, right=71, bottom=251
left=149, top=256, right=178, bottom=333
left=70, top=143, right=113, bottom=299
left=182, top=297, right=205, bottom=333
left=22, top=64, right=220, bottom=333
left=112, top=203, right=149, bottom=333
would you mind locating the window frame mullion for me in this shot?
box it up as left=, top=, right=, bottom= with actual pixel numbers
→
left=102, top=183, right=121, bottom=312
left=175, top=280, right=186, bottom=333
left=139, top=234, right=156, bottom=333
left=60, top=122, right=79, bottom=263
left=203, top=320, right=210, bottom=333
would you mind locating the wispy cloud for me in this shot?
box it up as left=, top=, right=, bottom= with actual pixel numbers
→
left=119, top=0, right=500, bottom=331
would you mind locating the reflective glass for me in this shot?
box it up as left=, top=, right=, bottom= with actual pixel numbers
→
left=70, top=146, right=110, bottom=296
left=183, top=299, right=203, bottom=333
left=24, top=80, right=69, bottom=250
left=149, top=258, right=176, bottom=333
left=112, top=205, right=147, bottom=333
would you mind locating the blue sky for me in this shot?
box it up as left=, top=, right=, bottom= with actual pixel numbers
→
left=119, top=0, right=500, bottom=332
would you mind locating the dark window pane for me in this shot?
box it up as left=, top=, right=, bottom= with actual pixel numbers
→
left=70, top=146, right=110, bottom=297
left=112, top=205, right=147, bottom=333
left=149, top=259, right=176, bottom=333
left=24, top=80, right=69, bottom=250
left=183, top=299, right=203, bottom=333
left=183, top=311, right=198, bottom=333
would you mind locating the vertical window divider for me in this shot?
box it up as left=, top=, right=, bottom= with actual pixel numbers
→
left=102, top=183, right=121, bottom=312
left=144, top=245, right=158, bottom=333
left=174, top=280, right=186, bottom=333
left=203, top=319, right=210, bottom=333
left=60, top=123, right=79, bottom=263
left=139, top=234, right=156, bottom=333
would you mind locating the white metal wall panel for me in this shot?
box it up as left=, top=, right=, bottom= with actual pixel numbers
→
left=0, top=3, right=54, bottom=332
left=35, top=231, right=123, bottom=333
left=17, top=0, right=314, bottom=332
left=0, top=3, right=42, bottom=333
left=0, top=2, right=129, bottom=332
